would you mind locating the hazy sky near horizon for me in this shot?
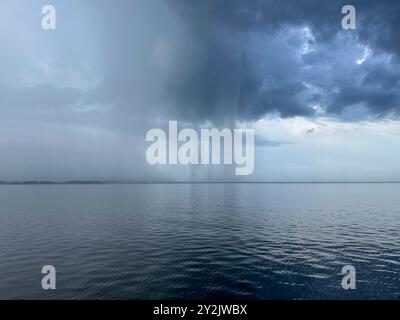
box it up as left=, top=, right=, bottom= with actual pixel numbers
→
left=1, top=0, right=400, bottom=181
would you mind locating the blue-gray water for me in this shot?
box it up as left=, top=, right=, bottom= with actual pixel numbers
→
left=0, top=183, right=399, bottom=300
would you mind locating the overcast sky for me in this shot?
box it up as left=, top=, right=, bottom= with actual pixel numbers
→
left=0, top=0, right=400, bottom=181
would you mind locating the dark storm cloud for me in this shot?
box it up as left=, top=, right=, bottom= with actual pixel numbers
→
left=23, top=0, right=395, bottom=126
left=3, top=0, right=400, bottom=127
left=162, top=0, right=400, bottom=122
left=170, top=0, right=400, bottom=48
left=330, top=85, right=400, bottom=116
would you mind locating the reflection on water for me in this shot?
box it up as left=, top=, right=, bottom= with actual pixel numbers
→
left=0, top=183, right=399, bottom=299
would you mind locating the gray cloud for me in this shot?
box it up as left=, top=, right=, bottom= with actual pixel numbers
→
left=163, top=0, right=400, bottom=122
left=2, top=0, right=400, bottom=129
left=254, top=135, right=291, bottom=147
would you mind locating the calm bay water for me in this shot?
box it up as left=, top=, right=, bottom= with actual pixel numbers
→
left=0, top=183, right=399, bottom=299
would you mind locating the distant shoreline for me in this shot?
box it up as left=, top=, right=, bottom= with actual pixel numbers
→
left=1, top=181, right=400, bottom=185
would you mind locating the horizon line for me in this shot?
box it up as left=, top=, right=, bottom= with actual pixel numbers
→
left=1, top=180, right=400, bottom=185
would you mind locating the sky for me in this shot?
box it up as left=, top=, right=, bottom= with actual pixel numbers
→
left=0, top=0, right=400, bottom=182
